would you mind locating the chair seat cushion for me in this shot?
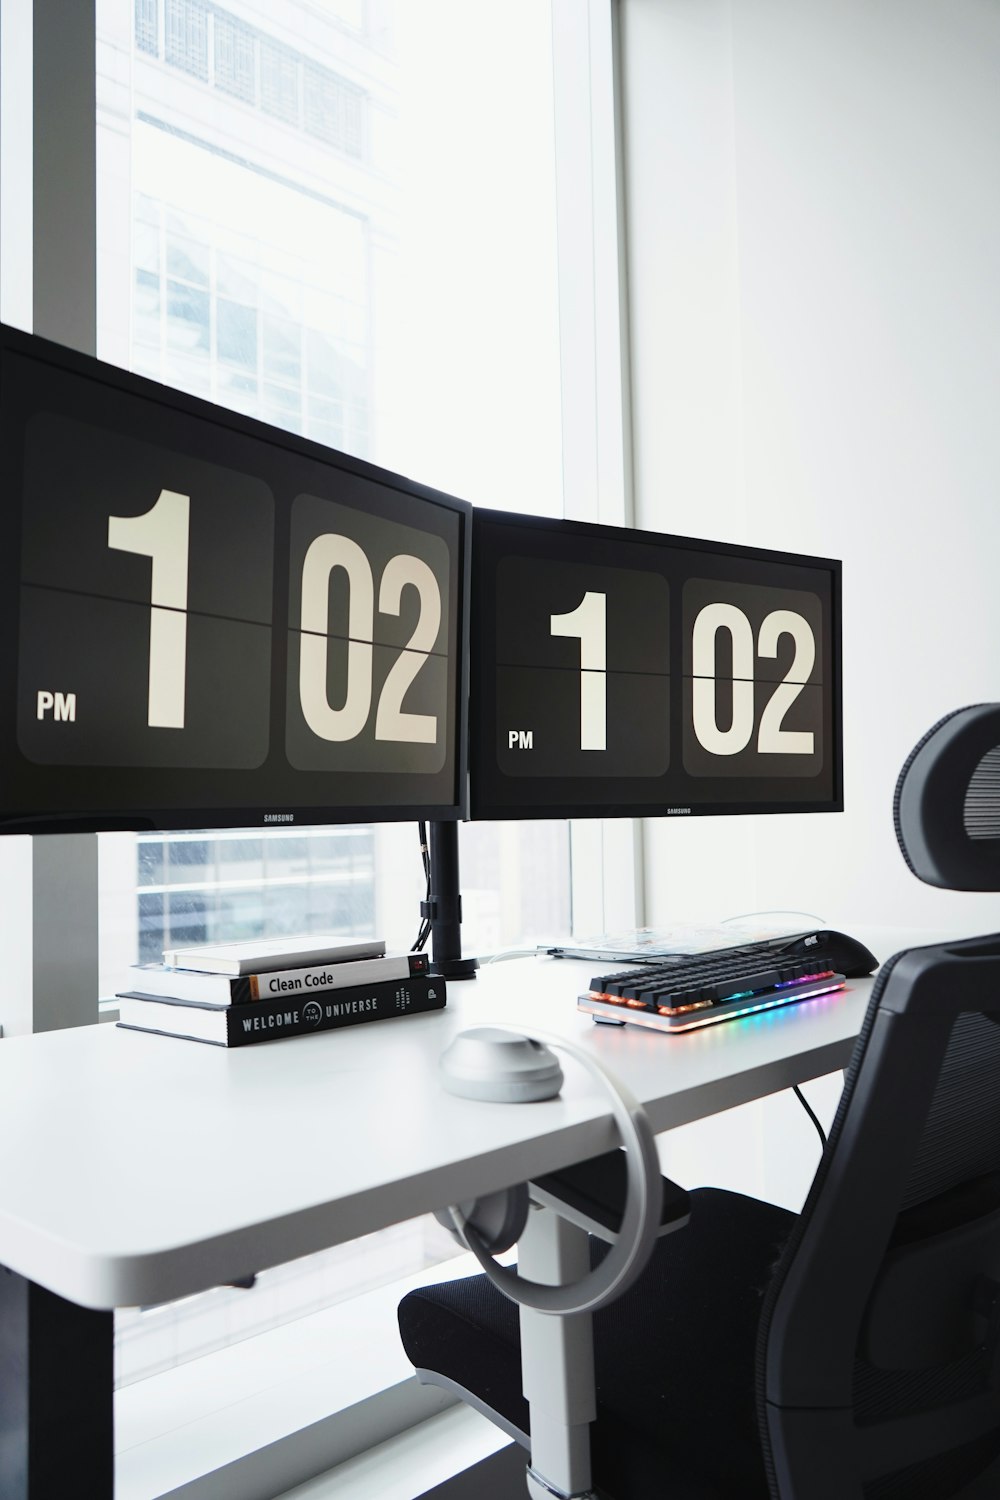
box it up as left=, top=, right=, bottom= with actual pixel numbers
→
left=399, top=1186, right=795, bottom=1499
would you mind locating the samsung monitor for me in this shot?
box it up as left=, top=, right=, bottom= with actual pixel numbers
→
left=0, top=325, right=470, bottom=833
left=469, top=508, right=842, bottom=821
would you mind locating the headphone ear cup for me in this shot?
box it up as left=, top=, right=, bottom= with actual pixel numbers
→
left=435, top=1183, right=530, bottom=1254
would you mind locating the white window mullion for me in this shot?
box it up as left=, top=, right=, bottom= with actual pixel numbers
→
left=553, top=0, right=644, bottom=937
left=551, top=0, right=631, bottom=531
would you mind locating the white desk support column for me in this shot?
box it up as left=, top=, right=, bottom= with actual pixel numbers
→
left=518, top=1204, right=599, bottom=1500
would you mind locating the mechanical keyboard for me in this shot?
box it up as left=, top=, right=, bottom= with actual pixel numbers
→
left=577, top=930, right=872, bottom=1033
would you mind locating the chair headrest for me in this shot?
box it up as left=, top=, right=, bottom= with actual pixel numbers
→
left=895, top=704, right=1000, bottom=890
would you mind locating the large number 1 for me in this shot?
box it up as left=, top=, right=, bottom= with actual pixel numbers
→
left=551, top=591, right=607, bottom=751
left=108, top=489, right=190, bottom=729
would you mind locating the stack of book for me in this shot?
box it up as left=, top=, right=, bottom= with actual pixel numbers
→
left=115, top=934, right=446, bottom=1047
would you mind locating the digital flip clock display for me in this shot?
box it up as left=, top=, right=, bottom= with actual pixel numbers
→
left=470, top=512, right=840, bottom=819
left=0, top=335, right=465, bottom=829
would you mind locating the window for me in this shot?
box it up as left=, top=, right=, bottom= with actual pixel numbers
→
left=213, top=13, right=255, bottom=104
left=260, top=38, right=299, bottom=124
left=98, top=0, right=574, bottom=998
left=138, top=0, right=368, bottom=148
left=135, top=827, right=376, bottom=962
left=94, top=0, right=626, bottom=1425
left=126, top=129, right=369, bottom=435
left=135, top=0, right=157, bottom=55
left=303, top=61, right=364, bottom=155
left=164, top=0, right=208, bottom=80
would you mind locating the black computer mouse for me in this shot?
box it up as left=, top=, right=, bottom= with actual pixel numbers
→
left=775, top=929, right=879, bottom=978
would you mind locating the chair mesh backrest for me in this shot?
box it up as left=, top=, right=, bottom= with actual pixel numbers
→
left=757, top=707, right=1000, bottom=1498
left=964, top=748, right=1000, bottom=840
left=899, top=1011, right=1000, bottom=1212
left=758, top=951, right=1000, bottom=1499
left=859, top=1002, right=1000, bottom=1500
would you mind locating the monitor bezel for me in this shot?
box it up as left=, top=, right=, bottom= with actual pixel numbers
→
left=0, top=323, right=471, bottom=834
left=468, top=506, right=843, bottom=822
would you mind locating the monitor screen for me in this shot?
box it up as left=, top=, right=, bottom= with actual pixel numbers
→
left=469, top=508, right=842, bottom=821
left=0, top=325, right=470, bottom=833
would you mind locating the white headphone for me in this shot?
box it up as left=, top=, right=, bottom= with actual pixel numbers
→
left=439, top=1027, right=663, bottom=1315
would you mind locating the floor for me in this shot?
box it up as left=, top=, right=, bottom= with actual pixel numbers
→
left=418, top=1444, right=526, bottom=1499
left=274, top=1405, right=513, bottom=1499
left=115, top=1252, right=503, bottom=1500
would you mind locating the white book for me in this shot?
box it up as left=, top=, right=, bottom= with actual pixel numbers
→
left=161, top=934, right=386, bottom=976
left=124, top=951, right=429, bottom=1005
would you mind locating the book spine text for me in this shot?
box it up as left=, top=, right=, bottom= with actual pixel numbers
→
left=228, top=975, right=445, bottom=1044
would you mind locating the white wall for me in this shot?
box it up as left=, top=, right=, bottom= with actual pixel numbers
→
left=621, top=0, right=1000, bottom=941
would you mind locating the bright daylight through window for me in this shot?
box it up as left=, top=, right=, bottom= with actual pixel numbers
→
left=95, top=0, right=576, bottom=1387
left=97, top=0, right=571, bottom=994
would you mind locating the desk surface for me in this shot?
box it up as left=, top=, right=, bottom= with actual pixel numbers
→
left=0, top=954, right=875, bottom=1310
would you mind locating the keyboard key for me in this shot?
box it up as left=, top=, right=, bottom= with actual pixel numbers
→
left=705, top=967, right=781, bottom=1001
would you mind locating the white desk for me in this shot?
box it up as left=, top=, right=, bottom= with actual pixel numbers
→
left=0, top=954, right=874, bottom=1498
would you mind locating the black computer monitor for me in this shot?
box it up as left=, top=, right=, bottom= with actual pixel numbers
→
left=468, top=508, right=842, bottom=821
left=0, top=325, right=470, bottom=833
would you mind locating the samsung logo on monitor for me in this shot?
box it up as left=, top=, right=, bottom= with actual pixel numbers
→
left=666, top=807, right=691, bottom=815
left=264, top=813, right=295, bottom=823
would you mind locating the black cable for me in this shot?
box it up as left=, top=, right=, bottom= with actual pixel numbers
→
left=412, top=821, right=432, bottom=952
left=418, top=819, right=431, bottom=883
left=793, top=1084, right=827, bottom=1149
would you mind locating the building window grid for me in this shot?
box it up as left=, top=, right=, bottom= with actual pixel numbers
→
left=303, top=60, right=363, bottom=154
left=213, top=13, right=256, bottom=104
left=135, top=0, right=365, bottom=159
left=133, top=195, right=369, bottom=455
left=135, top=0, right=159, bottom=55
left=164, top=0, right=209, bottom=81
left=260, top=37, right=301, bottom=126
left=136, top=827, right=377, bottom=962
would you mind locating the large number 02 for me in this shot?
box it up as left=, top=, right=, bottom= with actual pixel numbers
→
left=108, top=489, right=190, bottom=729
left=299, top=535, right=442, bottom=744
left=551, top=591, right=607, bottom=751
left=692, top=603, right=815, bottom=756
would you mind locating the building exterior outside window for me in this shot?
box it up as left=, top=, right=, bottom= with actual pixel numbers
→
left=95, top=0, right=576, bottom=1384
left=97, top=0, right=571, bottom=999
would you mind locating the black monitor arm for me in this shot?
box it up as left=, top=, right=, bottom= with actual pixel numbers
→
left=423, top=821, right=479, bottom=980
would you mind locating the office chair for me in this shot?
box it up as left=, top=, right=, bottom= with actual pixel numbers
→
left=399, top=703, right=1000, bottom=1498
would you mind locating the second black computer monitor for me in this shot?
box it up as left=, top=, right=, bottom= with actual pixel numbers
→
left=469, top=508, right=842, bottom=821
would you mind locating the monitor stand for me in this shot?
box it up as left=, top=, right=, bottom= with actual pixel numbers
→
left=425, top=822, right=479, bottom=980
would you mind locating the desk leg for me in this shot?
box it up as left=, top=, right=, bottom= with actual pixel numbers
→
left=518, top=1205, right=598, bottom=1500
left=0, top=1265, right=114, bottom=1499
